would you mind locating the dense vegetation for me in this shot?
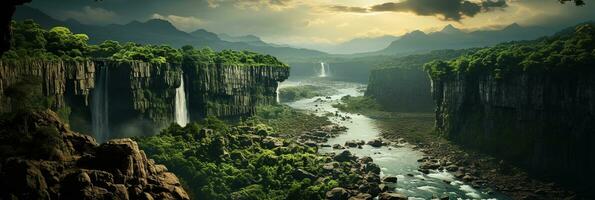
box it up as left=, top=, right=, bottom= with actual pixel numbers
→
left=2, top=20, right=286, bottom=67
left=249, top=105, right=332, bottom=137
left=135, top=116, right=354, bottom=200
left=425, top=23, right=595, bottom=79
left=377, top=49, right=476, bottom=70
left=278, top=85, right=338, bottom=102
left=332, top=96, right=381, bottom=113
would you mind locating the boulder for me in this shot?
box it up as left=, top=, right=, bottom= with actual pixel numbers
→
left=334, top=150, right=357, bottom=162
left=362, top=163, right=381, bottom=174
left=379, top=192, right=408, bottom=200
left=326, top=187, right=350, bottom=200
left=349, top=193, right=373, bottom=200
left=367, top=139, right=384, bottom=147
left=382, top=176, right=398, bottom=183
left=358, top=156, right=373, bottom=164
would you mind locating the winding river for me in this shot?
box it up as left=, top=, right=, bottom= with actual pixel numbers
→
left=283, top=78, right=509, bottom=200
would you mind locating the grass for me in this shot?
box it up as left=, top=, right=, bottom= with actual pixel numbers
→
left=248, top=105, right=332, bottom=138
left=279, top=85, right=338, bottom=102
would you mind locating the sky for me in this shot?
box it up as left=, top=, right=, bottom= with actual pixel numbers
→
left=28, top=0, right=595, bottom=47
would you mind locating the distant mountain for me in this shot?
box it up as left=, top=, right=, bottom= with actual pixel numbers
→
left=14, top=6, right=327, bottom=62
left=294, top=35, right=400, bottom=54
left=377, top=24, right=555, bottom=55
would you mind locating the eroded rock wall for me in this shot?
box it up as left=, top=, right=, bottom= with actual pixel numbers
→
left=431, top=71, right=595, bottom=188
left=366, top=67, right=434, bottom=112
left=185, top=63, right=289, bottom=119
left=0, top=59, right=95, bottom=113
left=97, top=60, right=181, bottom=137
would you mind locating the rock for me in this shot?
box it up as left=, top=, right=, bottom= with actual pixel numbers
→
left=0, top=110, right=190, bottom=200
left=334, top=150, right=356, bottom=162
left=262, top=137, right=284, bottom=149
left=445, top=164, right=458, bottom=172
left=379, top=192, right=408, bottom=200
left=367, top=139, right=384, bottom=147
left=326, top=187, right=350, bottom=200
left=323, top=162, right=339, bottom=171
left=333, top=144, right=345, bottom=149
left=362, top=163, right=381, bottom=174
left=463, top=175, right=475, bottom=182
left=293, top=169, right=317, bottom=180
left=358, top=156, right=373, bottom=164
left=345, top=140, right=359, bottom=148
left=382, top=176, right=398, bottom=183
left=349, top=193, right=372, bottom=200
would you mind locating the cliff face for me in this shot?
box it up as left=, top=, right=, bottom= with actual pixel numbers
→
left=366, top=67, right=434, bottom=112
left=0, top=110, right=189, bottom=200
left=431, top=71, right=595, bottom=186
left=0, top=59, right=95, bottom=113
left=185, top=63, right=289, bottom=119
left=0, top=59, right=289, bottom=140
left=96, top=60, right=182, bottom=138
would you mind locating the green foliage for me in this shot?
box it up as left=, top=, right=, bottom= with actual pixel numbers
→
left=4, top=78, right=53, bottom=112
left=377, top=49, right=476, bottom=70
left=332, top=96, right=381, bottom=113
left=182, top=46, right=287, bottom=67
left=425, top=23, right=595, bottom=79
left=248, top=105, right=332, bottom=137
left=278, top=85, right=338, bottom=102
left=136, top=116, right=342, bottom=200
left=4, top=20, right=287, bottom=68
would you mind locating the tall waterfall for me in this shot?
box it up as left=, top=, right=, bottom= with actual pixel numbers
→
left=175, top=74, right=190, bottom=126
left=319, top=62, right=327, bottom=77
left=276, top=82, right=281, bottom=103
left=92, top=65, right=109, bottom=143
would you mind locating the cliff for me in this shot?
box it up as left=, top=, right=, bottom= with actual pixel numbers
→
left=431, top=66, right=595, bottom=189
left=0, top=110, right=189, bottom=200
left=0, top=59, right=95, bottom=113
left=95, top=60, right=182, bottom=139
left=0, top=58, right=289, bottom=141
left=184, top=63, right=289, bottom=119
left=366, top=67, right=433, bottom=112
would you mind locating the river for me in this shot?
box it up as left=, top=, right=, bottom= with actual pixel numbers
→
left=283, top=78, right=509, bottom=199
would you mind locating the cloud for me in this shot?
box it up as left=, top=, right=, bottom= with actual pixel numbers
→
left=151, top=14, right=205, bottom=32
left=328, top=5, right=368, bottom=13
left=330, top=0, right=508, bottom=21
left=62, top=6, right=118, bottom=25
left=232, top=0, right=295, bottom=11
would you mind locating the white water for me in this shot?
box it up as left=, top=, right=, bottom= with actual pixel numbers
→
left=319, top=62, right=327, bottom=77
left=284, top=79, right=509, bottom=199
left=276, top=82, right=281, bottom=103
left=92, top=65, right=109, bottom=143
left=175, top=74, right=190, bottom=126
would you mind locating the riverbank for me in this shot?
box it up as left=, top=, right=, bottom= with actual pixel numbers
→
left=335, top=96, right=577, bottom=199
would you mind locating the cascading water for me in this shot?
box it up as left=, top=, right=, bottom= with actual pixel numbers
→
left=175, top=74, right=190, bottom=126
left=276, top=82, right=281, bottom=103
left=319, top=62, right=327, bottom=77
left=92, top=65, right=109, bottom=143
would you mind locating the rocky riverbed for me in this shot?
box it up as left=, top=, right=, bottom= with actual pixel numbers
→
left=284, top=79, right=507, bottom=199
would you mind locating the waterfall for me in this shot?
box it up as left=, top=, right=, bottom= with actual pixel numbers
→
left=92, top=65, right=109, bottom=143
left=276, top=82, right=281, bottom=103
left=319, top=62, right=327, bottom=77
left=175, top=74, right=190, bottom=126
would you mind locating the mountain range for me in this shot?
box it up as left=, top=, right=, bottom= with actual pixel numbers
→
left=374, top=24, right=555, bottom=55
left=13, top=6, right=327, bottom=62
left=15, top=6, right=560, bottom=61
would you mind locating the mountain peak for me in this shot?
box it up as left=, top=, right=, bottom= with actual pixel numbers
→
left=440, top=24, right=461, bottom=34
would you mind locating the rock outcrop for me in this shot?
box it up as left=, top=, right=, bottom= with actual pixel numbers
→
left=366, top=67, right=434, bottom=112
left=430, top=71, right=595, bottom=189
left=0, top=110, right=189, bottom=200
left=0, top=59, right=95, bottom=113
left=184, top=63, right=289, bottom=119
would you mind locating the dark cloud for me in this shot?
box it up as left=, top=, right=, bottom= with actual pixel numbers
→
left=329, top=5, right=368, bottom=13
left=332, top=0, right=507, bottom=21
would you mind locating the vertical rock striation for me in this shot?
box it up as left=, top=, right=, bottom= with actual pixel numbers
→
left=430, top=71, right=595, bottom=188
left=0, top=59, right=95, bottom=113
left=95, top=60, right=181, bottom=137
left=185, top=63, right=289, bottom=119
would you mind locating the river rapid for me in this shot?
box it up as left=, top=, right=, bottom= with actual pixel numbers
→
left=282, top=78, right=509, bottom=200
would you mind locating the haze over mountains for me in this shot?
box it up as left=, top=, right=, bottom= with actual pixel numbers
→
left=15, top=6, right=560, bottom=61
